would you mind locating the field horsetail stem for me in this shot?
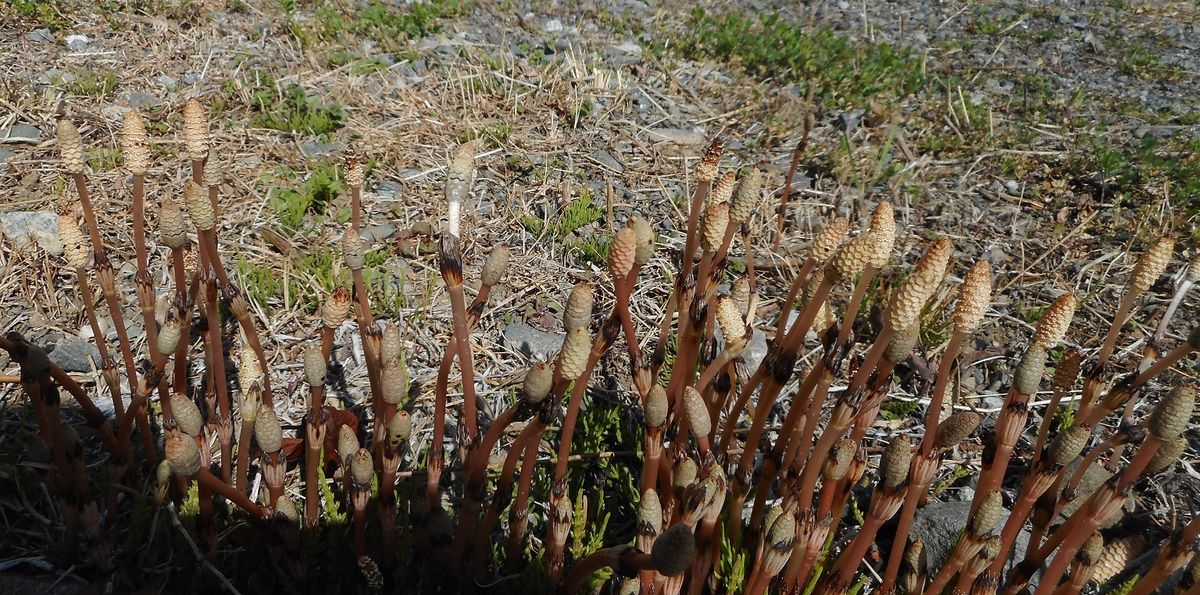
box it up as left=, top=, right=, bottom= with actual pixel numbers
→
left=8, top=101, right=1200, bottom=595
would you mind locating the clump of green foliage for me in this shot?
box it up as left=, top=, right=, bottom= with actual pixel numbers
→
left=672, top=9, right=924, bottom=107
left=265, top=160, right=348, bottom=232
left=327, top=51, right=394, bottom=75
left=520, top=190, right=611, bottom=266
left=247, top=73, right=344, bottom=136
left=294, top=0, right=464, bottom=53
left=9, top=0, right=70, bottom=29
left=56, top=68, right=119, bottom=98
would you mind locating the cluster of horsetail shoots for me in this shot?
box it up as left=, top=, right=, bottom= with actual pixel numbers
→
left=3, top=99, right=1198, bottom=594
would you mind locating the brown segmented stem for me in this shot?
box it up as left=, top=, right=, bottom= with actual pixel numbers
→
left=501, top=418, right=550, bottom=574
left=61, top=243, right=127, bottom=424
left=546, top=317, right=622, bottom=577
left=881, top=324, right=968, bottom=592
left=1032, top=442, right=1163, bottom=595
left=968, top=346, right=1045, bottom=519
left=195, top=238, right=232, bottom=481
left=1006, top=437, right=1164, bottom=595
left=724, top=272, right=835, bottom=474
left=822, top=437, right=910, bottom=593
left=773, top=85, right=815, bottom=250
left=1128, top=518, right=1200, bottom=595
left=59, top=121, right=143, bottom=434
left=439, top=234, right=480, bottom=459
left=547, top=314, right=614, bottom=484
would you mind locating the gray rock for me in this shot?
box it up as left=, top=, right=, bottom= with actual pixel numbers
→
left=502, top=323, right=564, bottom=361
left=0, top=211, right=62, bottom=255
left=65, top=34, right=89, bottom=51
left=1133, top=125, right=1180, bottom=140
left=371, top=53, right=397, bottom=66
left=122, top=91, right=161, bottom=109
left=591, top=149, right=624, bottom=173
left=360, top=223, right=397, bottom=243
left=0, top=124, right=42, bottom=144
left=647, top=128, right=707, bottom=145
left=181, top=72, right=203, bottom=85
left=100, top=105, right=131, bottom=121
left=153, top=74, right=177, bottom=89
left=0, top=148, right=14, bottom=173
left=606, top=41, right=643, bottom=65
left=49, top=338, right=102, bottom=373
left=375, top=180, right=403, bottom=198
left=742, top=329, right=769, bottom=376
left=398, top=64, right=420, bottom=81
left=543, top=18, right=564, bottom=33
left=910, top=500, right=1033, bottom=582
left=26, top=28, right=53, bottom=43
left=300, top=141, right=343, bottom=157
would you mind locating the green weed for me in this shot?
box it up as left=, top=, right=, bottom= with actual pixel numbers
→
left=8, top=0, right=70, bottom=29
left=559, top=191, right=604, bottom=236
left=568, top=490, right=612, bottom=590
left=250, top=81, right=344, bottom=136
left=671, top=9, right=924, bottom=107
left=265, top=160, right=346, bottom=232
left=87, top=147, right=121, bottom=172
left=299, top=0, right=463, bottom=53
left=879, top=398, right=921, bottom=421
left=457, top=123, right=513, bottom=149
left=717, top=528, right=749, bottom=592
left=521, top=190, right=609, bottom=265
left=327, top=51, right=394, bottom=75
left=57, top=68, right=119, bottom=98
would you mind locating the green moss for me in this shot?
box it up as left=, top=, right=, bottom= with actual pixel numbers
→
left=879, top=398, right=921, bottom=421
left=559, top=190, right=604, bottom=237
left=670, top=9, right=923, bottom=107
left=298, top=0, right=464, bottom=53
left=327, top=51, right=394, bottom=75
left=566, top=235, right=611, bottom=268
left=87, top=147, right=121, bottom=172
left=457, top=123, right=512, bottom=149
left=264, top=160, right=346, bottom=233
left=521, top=190, right=608, bottom=265
left=7, top=0, right=70, bottom=29
left=717, top=527, right=748, bottom=592
left=57, top=68, right=119, bottom=98
left=250, top=81, right=344, bottom=136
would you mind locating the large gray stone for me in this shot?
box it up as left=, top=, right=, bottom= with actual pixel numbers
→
left=0, top=124, right=42, bottom=144
left=502, top=323, right=564, bottom=361
left=647, top=128, right=707, bottom=145
left=0, top=211, right=62, bottom=255
left=591, top=149, right=624, bottom=173
left=299, top=141, right=343, bottom=157
left=122, top=90, right=162, bottom=109
left=26, top=28, right=53, bottom=43
left=0, top=148, right=14, bottom=173
left=910, top=500, right=1034, bottom=583
left=49, top=338, right=102, bottom=373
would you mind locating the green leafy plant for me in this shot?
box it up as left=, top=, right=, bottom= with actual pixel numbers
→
left=671, top=9, right=924, bottom=107
left=249, top=79, right=344, bottom=136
